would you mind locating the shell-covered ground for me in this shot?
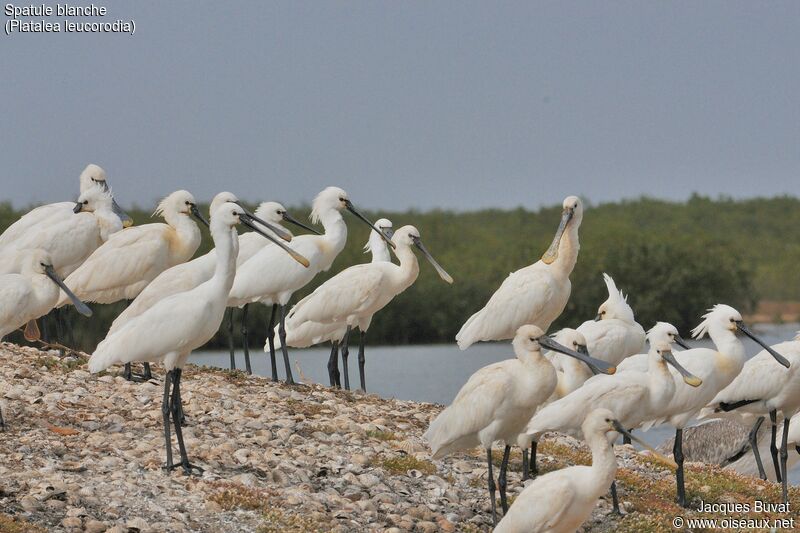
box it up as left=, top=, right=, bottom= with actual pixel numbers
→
left=1, top=342, right=798, bottom=532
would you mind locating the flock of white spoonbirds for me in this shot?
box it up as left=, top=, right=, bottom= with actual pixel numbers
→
left=1, top=166, right=799, bottom=532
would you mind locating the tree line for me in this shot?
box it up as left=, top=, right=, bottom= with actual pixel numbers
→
left=1, top=193, right=798, bottom=351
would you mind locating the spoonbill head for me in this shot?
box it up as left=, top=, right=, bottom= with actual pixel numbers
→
left=78, top=164, right=132, bottom=227
left=616, top=321, right=691, bottom=373
left=456, top=195, right=583, bottom=350
left=311, top=186, right=394, bottom=248
left=364, top=218, right=394, bottom=262
left=595, top=273, right=634, bottom=322
left=546, top=328, right=593, bottom=399
left=155, top=189, right=209, bottom=228
left=391, top=225, right=453, bottom=283
left=209, top=193, right=293, bottom=242
left=256, top=201, right=320, bottom=236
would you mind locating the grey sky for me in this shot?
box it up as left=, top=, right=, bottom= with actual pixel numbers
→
left=2, top=1, right=798, bottom=211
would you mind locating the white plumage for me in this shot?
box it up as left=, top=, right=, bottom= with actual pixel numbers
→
left=575, top=273, right=646, bottom=366
left=0, top=249, right=91, bottom=339
left=494, top=409, right=623, bottom=533
left=456, top=196, right=583, bottom=350
left=109, top=197, right=297, bottom=333
left=0, top=164, right=129, bottom=253
left=57, top=190, right=207, bottom=306
left=0, top=186, right=123, bottom=277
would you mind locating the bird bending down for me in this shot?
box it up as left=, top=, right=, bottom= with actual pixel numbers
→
left=456, top=196, right=583, bottom=350
left=700, top=330, right=800, bottom=502
left=575, top=273, right=646, bottom=367
left=424, top=325, right=614, bottom=525
left=642, top=305, right=789, bottom=507
left=284, top=224, right=451, bottom=392
left=494, top=408, right=673, bottom=533
left=88, top=202, right=281, bottom=474
left=274, top=218, right=394, bottom=388
left=0, top=163, right=130, bottom=252
left=0, top=249, right=92, bottom=340
left=228, top=186, right=392, bottom=384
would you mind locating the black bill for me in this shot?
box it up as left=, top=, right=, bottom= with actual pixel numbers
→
left=344, top=200, right=395, bottom=249
left=45, top=265, right=92, bottom=317
left=611, top=420, right=678, bottom=468
left=736, top=321, right=790, bottom=368
left=538, top=335, right=616, bottom=375
left=412, top=236, right=453, bottom=284
left=239, top=212, right=309, bottom=268
left=282, top=211, right=320, bottom=236
left=661, top=350, right=702, bottom=387
left=189, top=203, right=210, bottom=228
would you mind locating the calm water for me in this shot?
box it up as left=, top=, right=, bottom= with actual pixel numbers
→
left=191, top=323, right=800, bottom=478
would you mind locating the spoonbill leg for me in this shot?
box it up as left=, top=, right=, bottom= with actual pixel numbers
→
left=610, top=481, right=621, bottom=514
left=161, top=370, right=175, bottom=471
left=341, top=326, right=352, bottom=390
left=780, top=417, right=790, bottom=503
left=265, top=304, right=278, bottom=381
left=521, top=448, right=529, bottom=481
left=227, top=308, right=236, bottom=370
left=277, top=305, right=295, bottom=384
left=529, top=441, right=539, bottom=478
left=120, top=301, right=152, bottom=382
left=169, top=368, right=202, bottom=475
left=327, top=341, right=341, bottom=387
left=498, top=445, right=511, bottom=514
left=241, top=304, right=252, bottom=374
left=357, top=330, right=367, bottom=392
left=674, top=428, right=686, bottom=507
left=748, top=416, right=767, bottom=479
left=769, top=410, right=782, bottom=483
left=486, top=448, right=498, bottom=525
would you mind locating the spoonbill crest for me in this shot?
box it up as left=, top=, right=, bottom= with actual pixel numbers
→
left=456, top=196, right=583, bottom=350
left=284, top=224, right=451, bottom=391
left=424, top=325, right=614, bottom=525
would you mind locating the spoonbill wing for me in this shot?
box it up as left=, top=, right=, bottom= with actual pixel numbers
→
left=289, top=264, right=387, bottom=325
left=0, top=202, right=74, bottom=248
left=425, top=361, right=515, bottom=458
left=456, top=265, right=559, bottom=349
left=0, top=275, right=35, bottom=336
left=494, top=473, right=576, bottom=533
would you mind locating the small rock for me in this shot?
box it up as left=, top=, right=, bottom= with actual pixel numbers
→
left=84, top=520, right=108, bottom=533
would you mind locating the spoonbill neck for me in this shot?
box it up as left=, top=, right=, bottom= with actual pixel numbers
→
left=209, top=222, right=239, bottom=290
left=317, top=209, right=348, bottom=255
left=549, top=222, right=580, bottom=276
left=390, top=244, right=421, bottom=288
left=646, top=352, right=676, bottom=405
left=167, top=211, right=203, bottom=258
left=585, top=428, right=617, bottom=489
left=94, top=206, right=123, bottom=240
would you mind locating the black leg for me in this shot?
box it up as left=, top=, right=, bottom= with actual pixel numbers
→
left=227, top=308, right=236, bottom=370
left=0, top=404, right=5, bottom=431
left=241, top=304, right=252, bottom=375
left=357, top=329, right=367, bottom=392
left=749, top=416, right=767, bottom=480
left=529, top=440, right=538, bottom=478
left=341, top=326, right=352, bottom=391
left=674, top=428, right=686, bottom=507
left=498, top=445, right=511, bottom=514
left=123, top=363, right=133, bottom=381
left=266, top=304, right=278, bottom=381
left=781, top=417, right=790, bottom=504
left=521, top=449, right=529, bottom=481
left=278, top=305, right=294, bottom=384
left=770, top=410, right=782, bottom=483
left=41, top=310, right=50, bottom=343
left=610, top=481, right=621, bottom=514
left=623, top=430, right=632, bottom=445
left=327, top=341, right=340, bottom=388
left=487, top=448, right=497, bottom=526
left=142, top=363, right=152, bottom=380
left=161, top=370, right=174, bottom=471
left=170, top=369, right=203, bottom=475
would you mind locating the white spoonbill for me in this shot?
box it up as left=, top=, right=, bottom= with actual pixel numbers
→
left=456, top=196, right=583, bottom=350
left=56, top=190, right=209, bottom=307
left=284, top=224, right=451, bottom=392
left=0, top=186, right=124, bottom=277
left=424, top=325, right=614, bottom=524
left=228, top=186, right=393, bottom=384
left=274, top=218, right=394, bottom=387
left=643, top=304, right=789, bottom=507
left=575, top=273, right=646, bottom=366
left=526, top=326, right=700, bottom=512
left=494, top=408, right=673, bottom=533
left=700, top=330, right=800, bottom=502
left=0, top=249, right=92, bottom=340
left=0, top=164, right=130, bottom=251
left=87, top=202, right=276, bottom=474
